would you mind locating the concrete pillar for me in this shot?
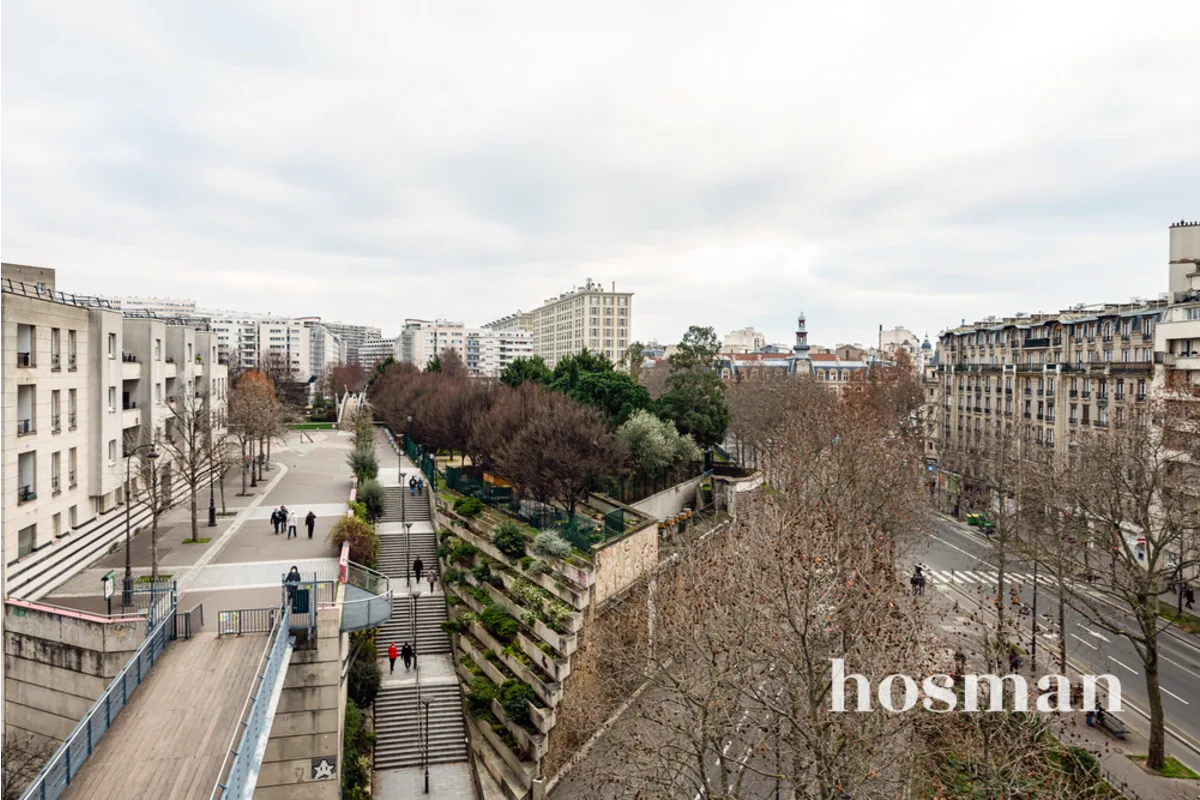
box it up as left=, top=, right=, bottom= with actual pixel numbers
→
left=254, top=602, right=347, bottom=799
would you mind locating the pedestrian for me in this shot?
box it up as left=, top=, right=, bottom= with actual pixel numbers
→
left=1008, top=648, right=1021, bottom=674
left=285, top=565, right=301, bottom=600
left=428, top=572, right=436, bottom=594
left=1187, top=587, right=1195, bottom=610
left=387, top=642, right=399, bottom=674
left=409, top=475, right=417, bottom=497
left=287, top=509, right=298, bottom=539
left=305, top=510, right=316, bottom=539
left=417, top=476, right=424, bottom=495
left=271, top=507, right=281, bottom=535
left=401, top=642, right=414, bottom=671
left=413, top=557, right=424, bottom=583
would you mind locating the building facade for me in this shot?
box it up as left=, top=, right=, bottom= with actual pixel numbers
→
left=1156, top=221, right=1200, bottom=388
left=319, top=321, right=381, bottom=366
left=207, top=314, right=313, bottom=382
left=723, top=327, right=766, bottom=354
left=399, top=320, right=532, bottom=378
left=3, top=264, right=227, bottom=600
left=490, top=279, right=632, bottom=368
left=107, top=295, right=198, bottom=318
left=358, top=335, right=400, bottom=367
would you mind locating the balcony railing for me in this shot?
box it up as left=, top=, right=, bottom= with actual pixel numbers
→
left=68, top=354, right=77, bottom=370
left=1024, top=388, right=1032, bottom=396
left=123, top=400, right=137, bottom=410
left=1142, top=333, right=1153, bottom=343
left=51, top=414, right=61, bottom=432
left=52, top=476, right=61, bottom=493
left=16, top=351, right=34, bottom=367
left=51, top=354, right=61, bottom=370
left=1024, top=337, right=1050, bottom=348
left=1102, top=335, right=1114, bottom=343
left=1095, top=420, right=1109, bottom=428
left=19, top=485, right=36, bottom=503
left=1136, top=393, right=1146, bottom=402
left=122, top=351, right=138, bottom=363
left=1052, top=337, right=1063, bottom=346
left=1069, top=390, right=1078, bottom=398
left=69, top=470, right=77, bottom=487
left=17, top=419, right=34, bottom=436
left=1081, top=391, right=1091, bottom=399
left=68, top=412, right=77, bottom=429
left=1037, top=389, right=1045, bottom=396
left=1023, top=412, right=1032, bottom=419
left=165, top=356, right=176, bottom=364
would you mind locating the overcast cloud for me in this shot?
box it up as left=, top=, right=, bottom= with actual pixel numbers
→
left=4, top=2, right=1199, bottom=347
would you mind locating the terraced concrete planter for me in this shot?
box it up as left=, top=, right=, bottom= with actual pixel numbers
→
left=458, top=638, right=556, bottom=736
left=517, top=630, right=570, bottom=682
left=459, top=635, right=509, bottom=688
left=491, top=697, right=548, bottom=761
left=476, top=572, right=585, bottom=635
left=468, top=621, right=562, bottom=708
left=528, top=699, right=557, bottom=735
left=471, top=717, right=533, bottom=794
left=523, top=568, right=588, bottom=610
left=531, top=617, right=577, bottom=657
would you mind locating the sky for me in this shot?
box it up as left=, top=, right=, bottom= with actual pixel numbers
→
left=4, top=2, right=1200, bottom=349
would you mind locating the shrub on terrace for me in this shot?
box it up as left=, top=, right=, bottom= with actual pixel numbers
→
left=468, top=676, right=497, bottom=716
left=480, top=604, right=519, bottom=643
left=492, top=522, right=526, bottom=559
left=357, top=479, right=386, bottom=522
left=454, top=497, right=484, bottom=517
left=499, top=680, right=536, bottom=725
left=532, top=530, right=571, bottom=559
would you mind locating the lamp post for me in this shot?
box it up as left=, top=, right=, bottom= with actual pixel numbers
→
left=1030, top=560, right=1039, bottom=671
left=421, top=695, right=433, bottom=793
left=207, top=447, right=217, bottom=527
left=123, top=443, right=160, bottom=609
left=405, top=522, right=413, bottom=587
left=250, top=439, right=258, bottom=487
left=410, top=587, right=422, bottom=671
left=407, top=415, right=413, bottom=453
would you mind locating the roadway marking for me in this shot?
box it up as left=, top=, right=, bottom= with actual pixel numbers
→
left=1076, top=623, right=1110, bottom=643
left=1161, top=687, right=1190, bottom=705
left=1161, top=654, right=1200, bottom=681
left=1070, top=634, right=1098, bottom=651
left=1107, top=656, right=1139, bottom=675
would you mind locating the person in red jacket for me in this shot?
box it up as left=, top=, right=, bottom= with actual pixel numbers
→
left=387, top=642, right=399, bottom=674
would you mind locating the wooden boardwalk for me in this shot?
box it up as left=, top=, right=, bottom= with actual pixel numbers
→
left=60, top=631, right=267, bottom=800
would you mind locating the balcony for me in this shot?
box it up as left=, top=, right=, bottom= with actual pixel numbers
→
left=1024, top=388, right=1032, bottom=396
left=122, top=360, right=142, bottom=380
left=68, top=412, right=77, bottom=430
left=1037, top=389, right=1045, bottom=396
left=1081, top=391, right=1091, bottom=399
left=122, top=407, right=141, bottom=429
left=18, top=485, right=36, bottom=504
left=17, top=419, right=34, bottom=436
left=1052, top=337, right=1063, bottom=346
left=1142, top=333, right=1153, bottom=343
left=1024, top=338, right=1050, bottom=348
left=1102, top=335, right=1114, bottom=344
left=1136, top=393, right=1147, bottom=402
left=16, top=351, right=34, bottom=367
left=1095, top=420, right=1109, bottom=428
left=1069, top=390, right=1078, bottom=398
left=1070, top=418, right=1078, bottom=425
left=51, top=414, right=61, bottom=433
left=1005, top=388, right=1012, bottom=395
left=1023, top=412, right=1032, bottom=419
left=121, top=350, right=138, bottom=363
left=1036, top=414, right=1044, bottom=421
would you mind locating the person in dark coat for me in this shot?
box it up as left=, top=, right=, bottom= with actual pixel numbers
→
left=409, top=475, right=417, bottom=496
left=305, top=510, right=316, bottom=539
left=401, top=642, right=414, bottom=671
left=1187, top=587, right=1195, bottom=610
left=285, top=565, right=301, bottom=599
left=417, top=476, right=424, bottom=495
left=271, top=507, right=281, bottom=534
left=413, top=557, right=424, bottom=583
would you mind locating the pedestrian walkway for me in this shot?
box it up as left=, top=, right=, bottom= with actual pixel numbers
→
left=924, top=568, right=1074, bottom=589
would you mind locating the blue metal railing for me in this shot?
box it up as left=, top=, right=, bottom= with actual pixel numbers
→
left=20, top=598, right=177, bottom=800
left=212, top=598, right=294, bottom=800
left=340, top=562, right=393, bottom=631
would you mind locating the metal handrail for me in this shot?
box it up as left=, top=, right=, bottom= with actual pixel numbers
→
left=19, top=602, right=176, bottom=800
left=340, top=561, right=394, bottom=631
left=212, top=600, right=292, bottom=800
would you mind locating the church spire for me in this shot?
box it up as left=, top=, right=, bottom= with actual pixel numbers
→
left=793, top=312, right=810, bottom=359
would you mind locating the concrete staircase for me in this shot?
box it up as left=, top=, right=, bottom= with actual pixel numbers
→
left=380, top=484, right=433, bottom=525
left=378, top=594, right=452, bottom=656
left=375, top=683, right=469, bottom=770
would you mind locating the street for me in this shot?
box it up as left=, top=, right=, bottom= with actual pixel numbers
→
left=915, top=514, right=1200, bottom=766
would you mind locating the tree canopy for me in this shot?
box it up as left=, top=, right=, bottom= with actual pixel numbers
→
left=500, top=355, right=553, bottom=388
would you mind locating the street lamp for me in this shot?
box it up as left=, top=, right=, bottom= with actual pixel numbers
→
left=410, top=587, right=422, bottom=672
left=123, top=443, right=160, bottom=609
left=405, top=522, right=413, bottom=587
left=421, top=695, right=433, bottom=793
left=407, top=415, right=413, bottom=454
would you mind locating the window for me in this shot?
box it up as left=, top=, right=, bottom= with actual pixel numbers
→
left=68, top=329, right=77, bottom=368
left=108, top=333, right=117, bottom=358
left=53, top=513, right=62, bottom=537
left=188, top=343, right=193, bottom=361
left=69, top=448, right=78, bottom=486
left=51, top=328, right=61, bottom=369
left=69, top=505, right=78, bottom=528
left=52, top=452, right=61, bottom=493
left=156, top=383, right=163, bottom=405
left=108, top=439, right=117, bottom=465
left=19, top=525, right=36, bottom=558
left=108, top=387, right=117, bottom=412
left=155, top=339, right=162, bottom=360
left=52, top=390, right=61, bottom=432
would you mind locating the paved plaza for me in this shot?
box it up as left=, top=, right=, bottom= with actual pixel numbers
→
left=44, top=427, right=354, bottom=617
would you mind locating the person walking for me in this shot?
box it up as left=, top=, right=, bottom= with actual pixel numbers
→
left=271, top=507, right=281, bottom=535
left=305, top=510, right=316, bottom=539
left=285, top=565, right=301, bottom=601
left=409, top=475, right=417, bottom=496
left=401, top=642, right=414, bottom=671
left=1008, top=648, right=1021, bottom=674
left=413, top=557, right=424, bottom=583
left=287, top=509, right=298, bottom=539
left=417, top=476, right=424, bottom=496
left=427, top=572, right=436, bottom=594
left=1187, top=586, right=1195, bottom=610
left=387, top=642, right=399, bottom=674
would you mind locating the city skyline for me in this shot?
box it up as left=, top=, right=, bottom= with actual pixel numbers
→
left=4, top=3, right=1199, bottom=347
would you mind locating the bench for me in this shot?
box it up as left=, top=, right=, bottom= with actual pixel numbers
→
left=1087, top=710, right=1128, bottom=740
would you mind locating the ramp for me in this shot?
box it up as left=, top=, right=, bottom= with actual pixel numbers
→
left=56, top=632, right=267, bottom=800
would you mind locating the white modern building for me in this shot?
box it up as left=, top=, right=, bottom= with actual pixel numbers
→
left=489, top=279, right=632, bottom=368
left=206, top=313, right=314, bottom=382
left=400, top=320, right=533, bottom=378
left=1157, top=220, right=1200, bottom=388
left=106, top=295, right=197, bottom=318
left=723, top=327, right=766, bottom=354
left=3, top=264, right=227, bottom=601
left=319, top=321, right=382, bottom=366
left=359, top=335, right=401, bottom=367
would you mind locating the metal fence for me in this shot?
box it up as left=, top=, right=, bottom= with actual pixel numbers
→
left=20, top=607, right=176, bottom=800
left=341, top=562, right=393, bottom=631
left=217, top=607, right=278, bottom=637
left=173, top=603, right=204, bottom=640
left=212, top=601, right=293, bottom=800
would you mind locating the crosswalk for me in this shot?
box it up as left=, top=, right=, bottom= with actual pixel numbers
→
left=924, top=568, right=1070, bottom=588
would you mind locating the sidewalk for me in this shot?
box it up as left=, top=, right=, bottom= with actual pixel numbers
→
left=923, top=579, right=1200, bottom=798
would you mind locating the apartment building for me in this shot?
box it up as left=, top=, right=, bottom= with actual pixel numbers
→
left=359, top=335, right=400, bottom=367
left=932, top=300, right=1163, bottom=492
left=723, top=327, right=766, bottom=354
left=298, top=318, right=344, bottom=381
left=319, top=321, right=382, bottom=366
left=2, top=264, right=227, bottom=600
left=399, top=320, right=533, bottom=378
left=489, top=279, right=632, bottom=368
left=107, top=295, right=197, bottom=317
left=1156, top=220, right=1200, bottom=387
left=207, top=313, right=313, bottom=382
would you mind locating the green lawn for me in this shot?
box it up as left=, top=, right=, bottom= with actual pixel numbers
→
left=1157, top=601, right=1200, bottom=635
left=182, top=537, right=212, bottom=545
left=290, top=422, right=336, bottom=430
left=134, top=574, right=173, bottom=583
left=1129, top=755, right=1200, bottom=779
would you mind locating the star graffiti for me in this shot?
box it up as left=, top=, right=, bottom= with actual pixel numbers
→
left=312, top=758, right=336, bottom=780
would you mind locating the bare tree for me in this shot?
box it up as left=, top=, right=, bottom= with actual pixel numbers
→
left=2, top=731, right=57, bottom=800
left=124, top=428, right=171, bottom=580
left=159, top=390, right=213, bottom=544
